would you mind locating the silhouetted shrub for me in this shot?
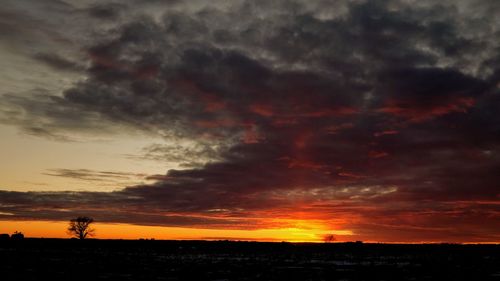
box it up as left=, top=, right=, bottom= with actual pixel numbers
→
left=11, top=231, right=24, bottom=240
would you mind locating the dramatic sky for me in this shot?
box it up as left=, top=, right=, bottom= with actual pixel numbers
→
left=1, top=0, right=499, bottom=242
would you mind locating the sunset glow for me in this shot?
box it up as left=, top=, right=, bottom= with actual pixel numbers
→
left=0, top=220, right=352, bottom=242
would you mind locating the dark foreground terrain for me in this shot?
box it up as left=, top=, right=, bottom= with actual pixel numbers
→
left=0, top=239, right=499, bottom=281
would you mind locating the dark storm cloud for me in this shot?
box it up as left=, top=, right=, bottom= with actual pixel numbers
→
left=0, top=190, right=249, bottom=228
left=85, top=3, right=128, bottom=20
left=0, top=91, right=120, bottom=141
left=1, top=0, right=500, bottom=241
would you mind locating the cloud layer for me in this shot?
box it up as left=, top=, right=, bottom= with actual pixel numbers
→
left=1, top=0, right=499, bottom=242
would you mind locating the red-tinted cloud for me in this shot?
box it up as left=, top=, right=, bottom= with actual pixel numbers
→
left=377, top=97, right=476, bottom=123
left=2, top=0, right=500, bottom=243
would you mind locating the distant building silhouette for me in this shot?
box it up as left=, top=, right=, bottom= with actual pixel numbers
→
left=0, top=234, right=9, bottom=240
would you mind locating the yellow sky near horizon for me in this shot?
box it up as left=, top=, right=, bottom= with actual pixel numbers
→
left=0, top=125, right=169, bottom=192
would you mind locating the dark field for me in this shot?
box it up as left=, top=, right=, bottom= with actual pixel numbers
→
left=1, top=239, right=499, bottom=281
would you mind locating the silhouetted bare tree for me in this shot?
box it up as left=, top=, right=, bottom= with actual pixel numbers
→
left=67, top=216, right=95, bottom=240
left=323, top=234, right=336, bottom=243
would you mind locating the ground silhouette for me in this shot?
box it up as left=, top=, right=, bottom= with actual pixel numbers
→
left=0, top=239, right=499, bottom=281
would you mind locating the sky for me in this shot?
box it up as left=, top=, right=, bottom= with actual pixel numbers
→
left=0, top=0, right=499, bottom=243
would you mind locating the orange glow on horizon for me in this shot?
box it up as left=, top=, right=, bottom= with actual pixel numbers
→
left=1, top=220, right=498, bottom=244
left=0, top=220, right=352, bottom=242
